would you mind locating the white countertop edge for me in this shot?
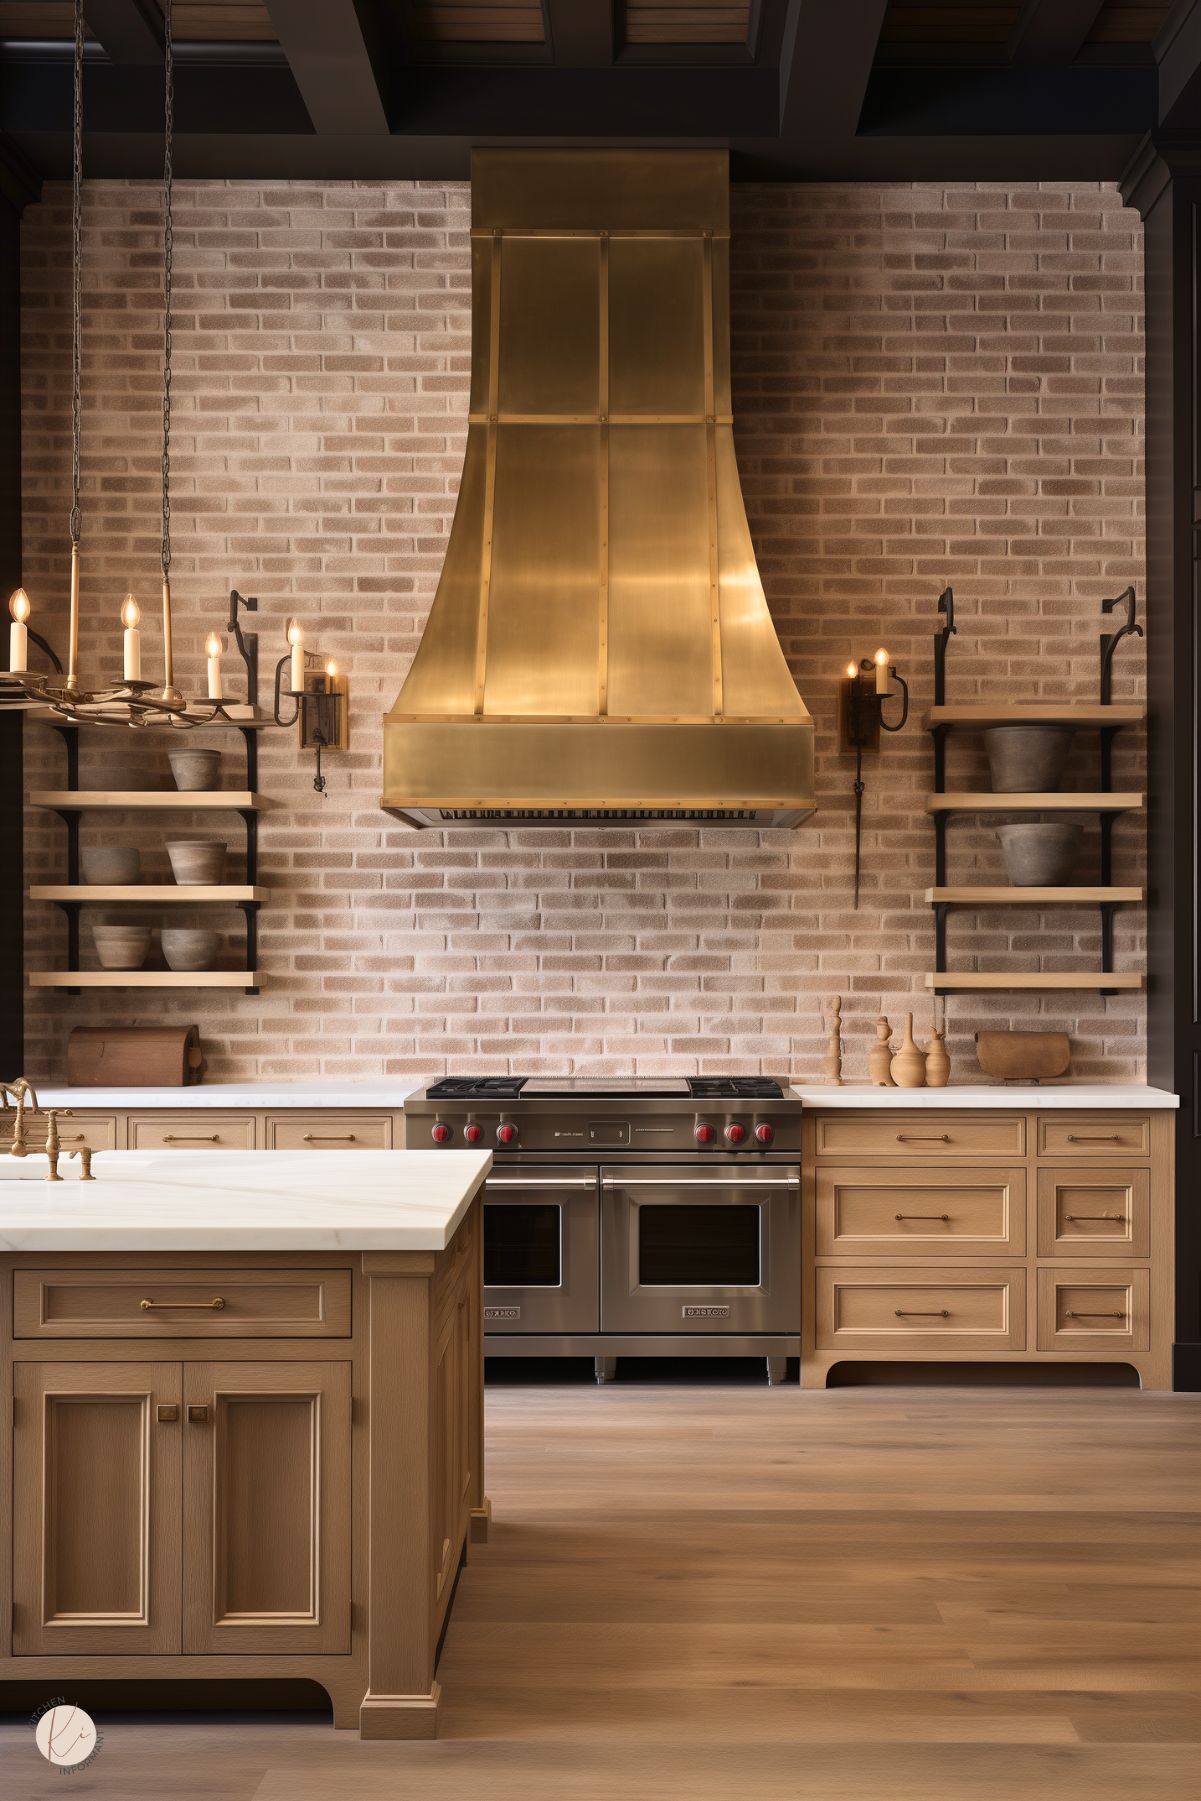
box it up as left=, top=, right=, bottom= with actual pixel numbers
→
left=0, top=1149, right=492, bottom=1252
left=28, top=1081, right=427, bottom=1110
left=791, top=1083, right=1179, bottom=1108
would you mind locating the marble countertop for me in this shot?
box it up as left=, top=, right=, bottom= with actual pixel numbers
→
left=30, top=1080, right=425, bottom=1111
left=790, top=1083, right=1178, bottom=1108
left=0, top=1148, right=492, bottom=1250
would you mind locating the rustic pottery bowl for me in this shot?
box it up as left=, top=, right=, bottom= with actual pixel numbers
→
left=81, top=845, right=140, bottom=885
left=997, top=821, right=1082, bottom=887
left=983, top=724, right=1074, bottom=793
left=91, top=923, right=151, bottom=970
left=166, top=840, right=227, bottom=886
left=161, top=927, right=221, bottom=972
left=168, top=747, right=221, bottom=792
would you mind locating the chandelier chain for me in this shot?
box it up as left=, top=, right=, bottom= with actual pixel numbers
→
left=161, top=0, right=174, bottom=579
left=69, top=0, right=83, bottom=548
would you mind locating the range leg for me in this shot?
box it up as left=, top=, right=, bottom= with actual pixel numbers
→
left=594, top=1356, right=617, bottom=1385
left=765, top=1356, right=788, bottom=1386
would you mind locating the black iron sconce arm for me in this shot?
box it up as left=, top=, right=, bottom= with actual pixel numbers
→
left=840, top=652, right=909, bottom=909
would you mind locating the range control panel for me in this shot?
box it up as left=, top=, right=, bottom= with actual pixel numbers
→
left=405, top=1095, right=802, bottom=1155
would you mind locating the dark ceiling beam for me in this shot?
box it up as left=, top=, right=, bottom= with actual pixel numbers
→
left=778, top=0, right=889, bottom=136
left=1156, top=0, right=1201, bottom=128
left=860, top=64, right=1156, bottom=135
left=1007, top=0, right=1105, bottom=65
left=82, top=0, right=163, bottom=64
left=263, top=0, right=390, bottom=134
left=545, top=0, right=614, bottom=66
left=0, top=57, right=312, bottom=137
left=394, top=65, right=777, bottom=136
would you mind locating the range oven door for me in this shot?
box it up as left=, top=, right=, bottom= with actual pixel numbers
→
left=600, top=1164, right=800, bottom=1335
left=482, top=1166, right=599, bottom=1334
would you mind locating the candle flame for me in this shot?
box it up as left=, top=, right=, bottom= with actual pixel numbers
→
left=874, top=647, right=888, bottom=668
left=120, top=593, right=141, bottom=629
left=286, top=617, right=303, bottom=647
left=844, top=661, right=857, bottom=680
left=8, top=587, right=30, bottom=624
left=205, top=632, right=222, bottom=658
left=325, top=658, right=337, bottom=678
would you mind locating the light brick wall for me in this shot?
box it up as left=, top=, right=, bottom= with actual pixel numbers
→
left=18, top=179, right=1146, bottom=1083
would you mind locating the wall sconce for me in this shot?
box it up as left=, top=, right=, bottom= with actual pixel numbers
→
left=272, top=622, right=349, bottom=794
left=839, top=649, right=910, bottom=908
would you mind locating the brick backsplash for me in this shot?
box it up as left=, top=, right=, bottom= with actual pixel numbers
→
left=18, top=179, right=1146, bottom=1084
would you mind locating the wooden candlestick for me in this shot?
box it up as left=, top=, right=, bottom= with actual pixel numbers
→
left=823, top=996, right=843, bottom=1086
left=869, top=1015, right=895, bottom=1086
left=890, top=1013, right=926, bottom=1088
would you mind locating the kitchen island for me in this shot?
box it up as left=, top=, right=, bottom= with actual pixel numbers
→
left=0, top=1148, right=491, bottom=1739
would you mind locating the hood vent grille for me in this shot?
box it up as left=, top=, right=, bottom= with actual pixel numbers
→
left=382, top=150, right=814, bottom=830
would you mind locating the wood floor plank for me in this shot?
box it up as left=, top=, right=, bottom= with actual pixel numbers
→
left=0, top=1383, right=1197, bottom=1800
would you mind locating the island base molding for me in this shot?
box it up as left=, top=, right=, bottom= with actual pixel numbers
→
left=0, top=1216, right=487, bottom=1739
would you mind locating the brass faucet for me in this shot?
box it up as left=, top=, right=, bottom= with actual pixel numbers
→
left=1, top=1078, right=94, bottom=1181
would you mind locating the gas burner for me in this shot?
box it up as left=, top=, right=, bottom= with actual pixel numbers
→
left=426, top=1077, right=528, bottom=1099
left=687, top=1077, right=784, bottom=1099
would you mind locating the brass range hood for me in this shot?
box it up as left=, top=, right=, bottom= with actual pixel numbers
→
left=382, top=149, right=814, bottom=829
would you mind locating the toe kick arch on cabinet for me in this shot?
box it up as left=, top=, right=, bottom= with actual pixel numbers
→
left=802, top=1109, right=1173, bottom=1391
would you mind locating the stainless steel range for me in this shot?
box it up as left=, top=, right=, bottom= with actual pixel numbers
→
left=404, top=1077, right=801, bottom=1383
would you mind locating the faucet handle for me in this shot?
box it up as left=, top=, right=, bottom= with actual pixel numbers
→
left=42, top=1109, right=63, bottom=1183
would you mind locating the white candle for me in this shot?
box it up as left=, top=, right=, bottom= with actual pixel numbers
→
left=206, top=631, right=223, bottom=700
left=874, top=647, right=889, bottom=696
left=121, top=593, right=141, bottom=682
left=287, top=618, right=304, bottom=694
left=7, top=588, right=30, bottom=672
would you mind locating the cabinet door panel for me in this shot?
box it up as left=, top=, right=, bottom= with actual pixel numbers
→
left=13, top=1361, right=181, bottom=1655
left=182, top=1360, right=351, bottom=1655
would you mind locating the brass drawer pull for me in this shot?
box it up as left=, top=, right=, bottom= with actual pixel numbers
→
left=302, top=1133, right=357, bottom=1143
left=156, top=1404, right=179, bottom=1423
left=1066, top=1134, right=1122, bottom=1143
left=1065, top=1310, right=1127, bottom=1320
left=140, top=1296, right=226, bottom=1311
left=187, top=1404, right=209, bottom=1423
left=894, top=1212, right=951, bottom=1222
left=1066, top=1213, right=1125, bottom=1223
left=59, top=1134, right=90, bottom=1143
left=895, top=1309, right=950, bottom=1318
left=162, top=1133, right=221, bottom=1143
left=896, top=1134, right=951, bottom=1143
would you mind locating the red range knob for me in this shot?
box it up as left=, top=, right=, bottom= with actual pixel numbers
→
left=431, top=1122, right=452, bottom=1145
left=463, top=1122, right=483, bottom=1145
left=694, top=1121, right=716, bottom=1145
left=755, top=1122, right=775, bottom=1146
left=724, top=1122, right=747, bottom=1146
left=496, top=1122, right=518, bottom=1146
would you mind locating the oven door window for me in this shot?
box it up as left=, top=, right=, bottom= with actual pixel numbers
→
left=637, top=1203, right=761, bottom=1287
left=484, top=1203, right=562, bottom=1287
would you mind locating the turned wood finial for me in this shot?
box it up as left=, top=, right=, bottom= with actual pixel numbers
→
left=823, top=996, right=843, bottom=1086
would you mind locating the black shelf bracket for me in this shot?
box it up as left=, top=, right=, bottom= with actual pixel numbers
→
left=933, top=586, right=956, bottom=707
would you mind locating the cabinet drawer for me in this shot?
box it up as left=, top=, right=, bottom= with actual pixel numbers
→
left=815, top=1266, right=1026, bottom=1352
left=51, top=1114, right=119, bottom=1152
left=813, top=1114, right=1025, bottom=1159
left=266, top=1113, right=392, bottom=1150
left=1037, top=1115, right=1150, bottom=1158
left=1036, top=1168, right=1150, bottom=1258
left=1036, top=1266, right=1149, bottom=1352
left=14, top=1267, right=352, bottom=1338
left=816, top=1167, right=1025, bottom=1258
left=129, top=1114, right=257, bottom=1151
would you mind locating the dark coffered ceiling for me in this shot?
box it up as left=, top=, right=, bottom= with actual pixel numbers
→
left=0, top=0, right=1197, bottom=184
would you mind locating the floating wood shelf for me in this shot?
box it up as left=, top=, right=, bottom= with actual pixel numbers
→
left=924, top=972, right=1144, bottom=993
left=29, top=885, right=267, bottom=904
left=21, top=705, right=272, bottom=729
left=30, top=790, right=271, bottom=811
left=925, top=703, right=1145, bottom=729
left=925, top=886, right=1143, bottom=906
left=927, top=792, right=1143, bottom=814
left=28, top=971, right=260, bottom=990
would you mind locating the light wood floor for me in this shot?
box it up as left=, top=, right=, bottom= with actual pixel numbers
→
left=2, top=1378, right=1199, bottom=1800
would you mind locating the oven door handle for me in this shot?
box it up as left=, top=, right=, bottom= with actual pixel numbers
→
left=486, top=1179, right=597, bottom=1188
left=601, top=1176, right=799, bottom=1188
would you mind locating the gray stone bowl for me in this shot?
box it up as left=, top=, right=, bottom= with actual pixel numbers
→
left=168, top=747, right=221, bottom=792
left=91, top=923, right=151, bottom=970
left=997, top=821, right=1082, bottom=887
left=161, top=927, right=221, bottom=972
left=984, top=724, right=1075, bottom=793
left=81, top=845, right=140, bottom=885
left=166, top=840, right=227, bottom=886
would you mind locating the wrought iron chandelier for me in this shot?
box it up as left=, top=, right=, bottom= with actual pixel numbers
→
left=2, top=0, right=346, bottom=764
